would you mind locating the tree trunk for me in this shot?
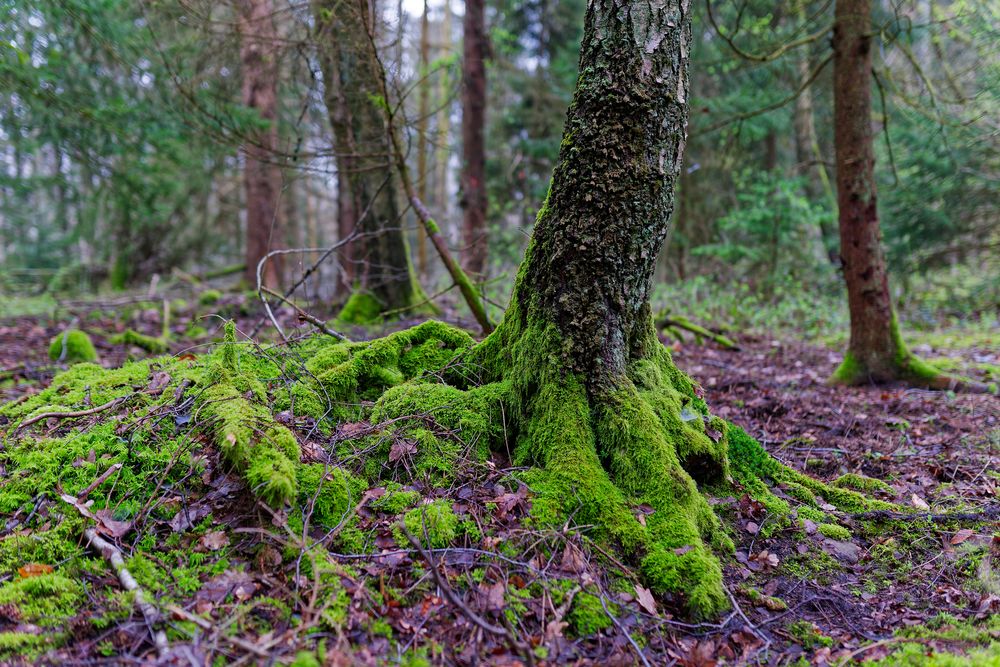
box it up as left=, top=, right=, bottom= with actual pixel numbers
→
left=831, top=0, right=941, bottom=386
left=416, top=0, right=431, bottom=277
left=238, top=0, right=284, bottom=288
left=793, top=4, right=837, bottom=265
left=314, top=0, right=428, bottom=320
left=460, top=0, right=488, bottom=276
left=464, top=0, right=733, bottom=618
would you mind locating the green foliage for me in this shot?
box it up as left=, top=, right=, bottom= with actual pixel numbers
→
left=400, top=500, right=459, bottom=549
left=567, top=592, right=614, bottom=635
left=48, top=330, right=98, bottom=364
left=336, top=291, right=384, bottom=325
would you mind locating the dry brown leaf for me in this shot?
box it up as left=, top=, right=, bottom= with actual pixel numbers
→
left=911, top=494, right=930, bottom=510
left=200, top=530, right=230, bottom=551
left=18, top=564, right=54, bottom=578
left=634, top=584, right=658, bottom=615
left=950, top=528, right=975, bottom=545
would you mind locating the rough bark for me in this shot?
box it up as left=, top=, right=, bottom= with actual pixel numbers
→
left=831, top=0, right=941, bottom=386
left=460, top=0, right=488, bottom=276
left=314, top=0, right=427, bottom=318
left=460, top=0, right=737, bottom=617
left=238, top=0, right=284, bottom=288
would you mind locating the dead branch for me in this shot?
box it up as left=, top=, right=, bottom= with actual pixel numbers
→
left=166, top=604, right=269, bottom=658
left=260, top=286, right=349, bottom=341
left=14, top=396, right=128, bottom=432
left=83, top=527, right=169, bottom=658
left=77, top=463, right=123, bottom=501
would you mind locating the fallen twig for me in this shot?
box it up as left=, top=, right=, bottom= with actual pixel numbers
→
left=83, top=527, right=169, bottom=658
left=15, top=396, right=128, bottom=432
left=260, top=286, right=348, bottom=341
left=76, top=463, right=123, bottom=501
left=401, top=525, right=534, bottom=665
left=598, top=592, right=652, bottom=667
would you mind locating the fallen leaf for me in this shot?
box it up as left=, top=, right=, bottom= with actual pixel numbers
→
left=478, top=581, right=505, bottom=612
left=559, top=543, right=586, bottom=573
left=911, top=494, right=930, bottom=510
left=388, top=438, right=417, bottom=463
left=951, top=529, right=975, bottom=545
left=200, top=530, right=229, bottom=551
left=18, top=564, right=54, bottom=578
left=635, top=584, right=658, bottom=615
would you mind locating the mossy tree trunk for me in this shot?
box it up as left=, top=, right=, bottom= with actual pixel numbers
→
left=469, top=0, right=735, bottom=617
left=830, top=0, right=952, bottom=388
left=314, top=0, right=427, bottom=317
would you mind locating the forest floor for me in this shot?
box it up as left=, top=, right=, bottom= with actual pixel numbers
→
left=0, top=292, right=997, bottom=666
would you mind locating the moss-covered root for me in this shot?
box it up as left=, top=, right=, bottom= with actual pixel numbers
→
left=831, top=317, right=994, bottom=393
left=513, top=359, right=732, bottom=619
left=110, top=328, right=169, bottom=354
left=197, top=322, right=300, bottom=506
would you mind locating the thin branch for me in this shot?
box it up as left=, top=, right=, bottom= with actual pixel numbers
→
left=705, top=0, right=833, bottom=63
left=15, top=396, right=129, bottom=432
left=696, top=53, right=833, bottom=136
left=260, top=286, right=348, bottom=341
left=83, top=527, right=168, bottom=657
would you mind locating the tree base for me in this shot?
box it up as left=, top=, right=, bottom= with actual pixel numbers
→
left=4, top=320, right=898, bottom=622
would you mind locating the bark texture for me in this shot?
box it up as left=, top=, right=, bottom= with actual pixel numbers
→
left=315, top=0, right=426, bottom=318
left=464, top=0, right=736, bottom=617
left=460, top=0, right=488, bottom=276
left=831, top=0, right=939, bottom=385
left=238, top=0, right=284, bottom=288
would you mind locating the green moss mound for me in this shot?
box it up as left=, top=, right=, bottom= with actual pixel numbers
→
left=110, top=328, right=169, bottom=354
left=336, top=291, right=384, bottom=325
left=48, top=329, right=98, bottom=364
left=400, top=500, right=459, bottom=548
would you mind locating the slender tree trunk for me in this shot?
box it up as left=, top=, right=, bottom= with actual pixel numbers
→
left=460, top=0, right=487, bottom=276
left=434, top=0, right=453, bottom=231
left=238, top=0, right=284, bottom=288
left=793, top=5, right=837, bottom=264
left=314, top=0, right=428, bottom=319
left=416, top=0, right=431, bottom=277
left=831, top=0, right=941, bottom=386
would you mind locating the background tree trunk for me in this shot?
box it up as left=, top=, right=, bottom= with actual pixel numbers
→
left=460, top=0, right=488, bottom=276
left=831, top=0, right=943, bottom=386
left=315, top=0, right=427, bottom=318
left=238, top=0, right=284, bottom=288
left=416, top=0, right=431, bottom=278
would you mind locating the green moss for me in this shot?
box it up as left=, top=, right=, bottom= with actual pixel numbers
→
left=400, top=500, right=459, bottom=548
left=0, top=572, right=83, bottom=626
left=787, top=620, right=833, bottom=649
left=834, top=473, right=893, bottom=495
left=866, top=643, right=1000, bottom=666
left=48, top=329, right=98, bottom=364
left=199, top=289, right=222, bottom=305
left=737, top=585, right=787, bottom=610
left=110, top=328, right=169, bottom=354
left=372, top=483, right=421, bottom=514
left=568, top=592, right=614, bottom=635
left=337, top=291, right=384, bottom=325
left=298, top=464, right=366, bottom=528
left=818, top=523, right=851, bottom=541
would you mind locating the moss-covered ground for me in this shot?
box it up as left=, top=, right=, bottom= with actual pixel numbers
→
left=0, top=293, right=995, bottom=665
